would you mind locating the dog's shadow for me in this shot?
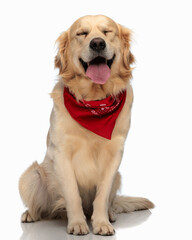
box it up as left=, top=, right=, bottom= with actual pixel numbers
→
left=20, top=210, right=152, bottom=240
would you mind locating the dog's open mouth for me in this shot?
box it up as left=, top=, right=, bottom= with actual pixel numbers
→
left=79, top=55, right=115, bottom=85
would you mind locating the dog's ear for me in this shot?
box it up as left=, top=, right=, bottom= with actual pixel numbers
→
left=55, top=31, right=69, bottom=74
left=118, top=25, right=135, bottom=69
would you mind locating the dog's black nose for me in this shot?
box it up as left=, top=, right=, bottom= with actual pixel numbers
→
left=90, top=38, right=106, bottom=51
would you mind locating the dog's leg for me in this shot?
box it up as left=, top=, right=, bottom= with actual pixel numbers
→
left=91, top=145, right=122, bottom=236
left=19, top=161, right=51, bottom=222
left=108, top=172, right=121, bottom=222
left=54, top=147, right=89, bottom=235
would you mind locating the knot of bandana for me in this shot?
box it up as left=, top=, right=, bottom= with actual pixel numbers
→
left=63, top=87, right=126, bottom=139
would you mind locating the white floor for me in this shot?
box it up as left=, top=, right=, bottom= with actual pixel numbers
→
left=2, top=183, right=191, bottom=240
left=19, top=211, right=152, bottom=240
left=16, top=201, right=191, bottom=240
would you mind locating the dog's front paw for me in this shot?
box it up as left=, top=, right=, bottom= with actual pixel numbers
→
left=67, top=221, right=89, bottom=235
left=92, top=221, right=115, bottom=235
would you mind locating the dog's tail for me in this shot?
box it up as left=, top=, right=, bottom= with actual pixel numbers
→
left=112, top=196, right=154, bottom=214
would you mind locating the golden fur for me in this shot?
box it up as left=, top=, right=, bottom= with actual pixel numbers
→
left=19, top=15, right=154, bottom=236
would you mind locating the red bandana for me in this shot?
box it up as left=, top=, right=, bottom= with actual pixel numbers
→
left=63, top=88, right=126, bottom=139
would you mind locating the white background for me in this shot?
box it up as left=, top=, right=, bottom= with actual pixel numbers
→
left=0, top=0, right=192, bottom=239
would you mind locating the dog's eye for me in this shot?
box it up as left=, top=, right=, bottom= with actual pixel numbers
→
left=103, top=30, right=112, bottom=35
left=77, top=32, right=88, bottom=36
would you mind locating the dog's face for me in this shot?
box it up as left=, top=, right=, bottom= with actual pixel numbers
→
left=69, top=15, right=120, bottom=85
left=55, top=15, right=134, bottom=99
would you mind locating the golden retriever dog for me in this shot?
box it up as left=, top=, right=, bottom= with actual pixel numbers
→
left=19, top=15, right=154, bottom=236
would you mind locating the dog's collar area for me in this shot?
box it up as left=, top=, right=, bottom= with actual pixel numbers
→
left=63, top=87, right=126, bottom=139
left=79, top=55, right=115, bottom=72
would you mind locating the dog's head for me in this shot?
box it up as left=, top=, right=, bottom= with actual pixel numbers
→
left=55, top=15, right=134, bottom=100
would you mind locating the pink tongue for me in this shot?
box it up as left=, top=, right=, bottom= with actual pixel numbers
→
left=86, top=63, right=110, bottom=84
